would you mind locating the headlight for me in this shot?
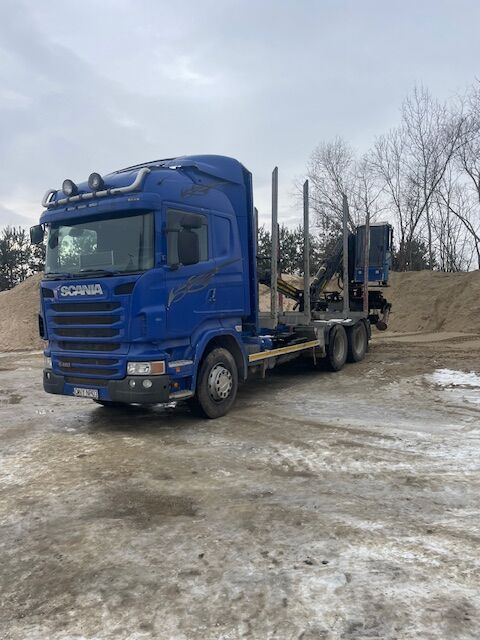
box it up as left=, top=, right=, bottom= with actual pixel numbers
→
left=44, top=356, right=52, bottom=369
left=127, top=361, right=165, bottom=376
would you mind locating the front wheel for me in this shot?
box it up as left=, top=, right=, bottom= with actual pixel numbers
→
left=189, top=347, right=238, bottom=419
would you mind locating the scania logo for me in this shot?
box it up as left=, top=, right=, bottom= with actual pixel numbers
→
left=59, top=284, right=104, bottom=297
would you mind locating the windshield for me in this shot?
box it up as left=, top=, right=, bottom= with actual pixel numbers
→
left=45, top=212, right=154, bottom=276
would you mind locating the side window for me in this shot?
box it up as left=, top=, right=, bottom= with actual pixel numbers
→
left=167, top=209, right=208, bottom=266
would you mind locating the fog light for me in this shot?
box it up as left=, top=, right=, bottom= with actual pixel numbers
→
left=129, top=380, right=136, bottom=388
left=62, top=179, right=78, bottom=197
left=142, top=379, right=153, bottom=389
left=127, top=361, right=165, bottom=375
left=44, top=356, right=52, bottom=369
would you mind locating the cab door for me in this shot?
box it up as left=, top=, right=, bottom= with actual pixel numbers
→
left=164, top=207, right=217, bottom=340
left=212, top=211, right=245, bottom=319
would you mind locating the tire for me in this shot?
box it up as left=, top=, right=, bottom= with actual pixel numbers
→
left=93, top=400, right=127, bottom=408
left=189, top=347, right=238, bottom=419
left=347, top=321, right=368, bottom=363
left=325, top=325, right=348, bottom=371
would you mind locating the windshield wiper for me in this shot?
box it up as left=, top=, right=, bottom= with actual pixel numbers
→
left=44, top=272, right=75, bottom=280
left=78, top=269, right=123, bottom=277
left=45, top=268, right=141, bottom=279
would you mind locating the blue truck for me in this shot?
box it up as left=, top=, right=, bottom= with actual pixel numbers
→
left=30, top=155, right=392, bottom=418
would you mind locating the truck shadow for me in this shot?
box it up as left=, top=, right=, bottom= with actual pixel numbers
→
left=86, top=360, right=328, bottom=435
left=239, top=359, right=328, bottom=395
left=87, top=401, right=201, bottom=435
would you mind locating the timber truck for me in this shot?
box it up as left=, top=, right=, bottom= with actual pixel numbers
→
left=30, top=155, right=392, bottom=418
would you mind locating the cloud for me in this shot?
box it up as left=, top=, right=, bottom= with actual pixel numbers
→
left=161, top=55, right=217, bottom=86
left=0, top=205, right=33, bottom=228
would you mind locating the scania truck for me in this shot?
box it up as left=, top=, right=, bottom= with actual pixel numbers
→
left=31, top=155, right=391, bottom=418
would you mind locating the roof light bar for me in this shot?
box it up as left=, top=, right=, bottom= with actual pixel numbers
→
left=41, top=167, right=151, bottom=208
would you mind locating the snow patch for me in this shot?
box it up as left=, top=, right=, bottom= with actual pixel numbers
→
left=427, top=369, right=480, bottom=407
left=429, top=369, right=480, bottom=388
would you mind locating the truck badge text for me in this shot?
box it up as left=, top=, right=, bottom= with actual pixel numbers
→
left=59, top=284, right=103, bottom=297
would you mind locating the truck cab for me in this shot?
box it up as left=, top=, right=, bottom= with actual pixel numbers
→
left=34, top=156, right=258, bottom=417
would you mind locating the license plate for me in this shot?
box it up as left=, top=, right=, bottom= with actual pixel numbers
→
left=73, top=387, right=99, bottom=399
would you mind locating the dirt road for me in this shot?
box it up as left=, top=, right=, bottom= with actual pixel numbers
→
left=1, top=333, right=479, bottom=640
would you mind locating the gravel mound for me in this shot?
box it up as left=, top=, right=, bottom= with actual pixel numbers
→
left=0, top=273, right=44, bottom=352
left=386, top=270, right=480, bottom=333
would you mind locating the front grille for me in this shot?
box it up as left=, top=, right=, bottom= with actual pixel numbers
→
left=49, top=300, right=124, bottom=349
left=51, top=302, right=120, bottom=313
left=56, top=354, right=121, bottom=379
left=65, top=376, right=109, bottom=387
left=61, top=366, right=115, bottom=375
left=47, top=298, right=128, bottom=377
left=54, top=315, right=121, bottom=326
left=55, top=327, right=119, bottom=338
left=58, top=341, right=120, bottom=352
left=58, top=357, right=119, bottom=366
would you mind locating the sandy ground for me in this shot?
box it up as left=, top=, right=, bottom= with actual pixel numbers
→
left=0, top=333, right=479, bottom=640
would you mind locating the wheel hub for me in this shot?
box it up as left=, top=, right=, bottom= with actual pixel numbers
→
left=208, top=364, right=233, bottom=401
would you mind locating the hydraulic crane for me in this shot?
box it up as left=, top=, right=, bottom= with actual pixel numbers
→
left=258, top=224, right=392, bottom=330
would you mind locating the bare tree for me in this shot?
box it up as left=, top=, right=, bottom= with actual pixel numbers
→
left=432, top=168, right=474, bottom=271
left=306, top=137, right=383, bottom=237
left=307, top=136, right=356, bottom=234
left=352, top=153, right=385, bottom=225
left=371, top=126, right=419, bottom=270
left=371, top=86, right=468, bottom=270
left=402, top=86, right=468, bottom=267
left=452, top=82, right=480, bottom=267
left=304, top=84, right=480, bottom=272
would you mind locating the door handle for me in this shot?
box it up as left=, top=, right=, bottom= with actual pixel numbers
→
left=207, top=288, right=216, bottom=303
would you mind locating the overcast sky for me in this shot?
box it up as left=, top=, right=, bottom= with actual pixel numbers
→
left=1, top=0, right=480, bottom=229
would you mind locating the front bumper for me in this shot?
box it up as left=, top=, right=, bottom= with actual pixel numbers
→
left=43, top=370, right=170, bottom=404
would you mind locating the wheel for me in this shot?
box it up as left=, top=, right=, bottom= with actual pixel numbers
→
left=347, top=321, right=368, bottom=363
left=93, top=400, right=127, bottom=408
left=189, top=347, right=238, bottom=419
left=325, top=325, right=348, bottom=371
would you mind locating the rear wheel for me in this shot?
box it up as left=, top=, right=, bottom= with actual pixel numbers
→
left=189, top=347, right=238, bottom=419
left=325, top=325, right=348, bottom=371
left=347, top=321, right=368, bottom=363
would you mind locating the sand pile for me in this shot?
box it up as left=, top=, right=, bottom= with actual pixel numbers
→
left=387, top=270, right=480, bottom=333
left=0, top=270, right=478, bottom=352
left=0, top=273, right=44, bottom=352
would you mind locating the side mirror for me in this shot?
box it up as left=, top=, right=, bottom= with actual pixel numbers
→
left=178, top=229, right=199, bottom=265
left=30, top=225, right=44, bottom=245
